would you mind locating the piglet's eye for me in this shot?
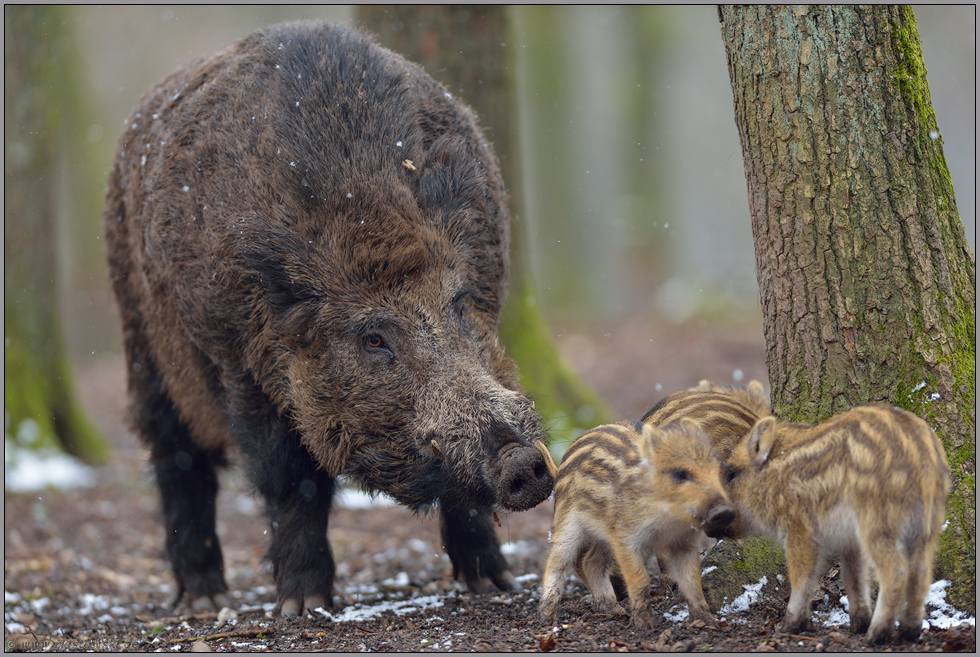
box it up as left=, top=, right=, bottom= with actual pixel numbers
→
left=724, top=465, right=738, bottom=485
left=670, top=468, right=690, bottom=483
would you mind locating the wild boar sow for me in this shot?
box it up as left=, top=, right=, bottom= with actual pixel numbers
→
left=103, top=20, right=554, bottom=614
left=723, top=404, right=951, bottom=644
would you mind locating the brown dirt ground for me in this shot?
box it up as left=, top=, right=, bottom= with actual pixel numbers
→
left=4, top=318, right=975, bottom=652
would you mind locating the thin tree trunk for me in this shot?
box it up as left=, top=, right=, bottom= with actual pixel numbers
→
left=720, top=4, right=975, bottom=612
left=4, top=5, right=108, bottom=463
left=357, top=6, right=616, bottom=452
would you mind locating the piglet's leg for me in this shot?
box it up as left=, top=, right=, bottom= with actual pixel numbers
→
left=577, top=544, right=624, bottom=616
left=441, top=504, right=516, bottom=593
left=609, top=543, right=654, bottom=629
left=866, top=540, right=908, bottom=645
left=839, top=546, right=872, bottom=635
left=539, top=519, right=582, bottom=625
left=780, top=533, right=822, bottom=635
left=896, top=541, right=933, bottom=643
left=661, top=545, right=716, bottom=627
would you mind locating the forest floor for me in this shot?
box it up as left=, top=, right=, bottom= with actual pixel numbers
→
left=4, top=317, right=975, bottom=652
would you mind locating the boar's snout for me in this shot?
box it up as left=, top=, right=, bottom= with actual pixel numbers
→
left=497, top=442, right=554, bottom=511
left=703, top=501, right=736, bottom=538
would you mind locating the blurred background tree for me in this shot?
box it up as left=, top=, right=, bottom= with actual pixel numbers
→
left=4, top=5, right=108, bottom=463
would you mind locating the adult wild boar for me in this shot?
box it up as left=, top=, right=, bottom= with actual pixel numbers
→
left=103, top=20, right=554, bottom=615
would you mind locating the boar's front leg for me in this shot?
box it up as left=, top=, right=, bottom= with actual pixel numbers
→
left=440, top=503, right=517, bottom=593
left=231, top=396, right=336, bottom=616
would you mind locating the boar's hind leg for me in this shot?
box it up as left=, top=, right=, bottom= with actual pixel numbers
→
left=441, top=504, right=516, bottom=593
left=140, top=375, right=228, bottom=610
left=243, top=421, right=336, bottom=616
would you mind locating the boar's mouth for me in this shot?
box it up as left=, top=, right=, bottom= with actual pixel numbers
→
left=494, top=441, right=555, bottom=511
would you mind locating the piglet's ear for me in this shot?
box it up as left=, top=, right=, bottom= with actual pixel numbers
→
left=638, top=423, right=663, bottom=462
left=747, top=417, right=777, bottom=466
left=678, top=417, right=703, bottom=436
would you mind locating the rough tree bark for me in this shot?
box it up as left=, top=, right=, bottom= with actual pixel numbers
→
left=720, top=4, right=975, bottom=612
left=4, top=5, right=109, bottom=463
left=357, top=6, right=616, bottom=453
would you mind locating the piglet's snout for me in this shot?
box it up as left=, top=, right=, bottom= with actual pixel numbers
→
left=497, top=442, right=554, bottom=511
left=703, top=501, right=736, bottom=538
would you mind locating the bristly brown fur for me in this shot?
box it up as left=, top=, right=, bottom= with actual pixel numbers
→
left=723, top=404, right=952, bottom=644
left=104, top=20, right=553, bottom=614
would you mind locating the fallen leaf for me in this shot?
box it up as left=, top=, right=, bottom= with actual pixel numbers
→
left=536, top=632, right=556, bottom=651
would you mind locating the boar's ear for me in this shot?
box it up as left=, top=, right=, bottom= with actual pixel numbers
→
left=746, top=417, right=777, bottom=467
left=230, top=218, right=323, bottom=346
left=416, top=135, right=494, bottom=218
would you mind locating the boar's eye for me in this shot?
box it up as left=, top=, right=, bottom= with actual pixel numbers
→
left=363, top=334, right=393, bottom=356
left=459, top=304, right=471, bottom=332
left=670, top=468, right=691, bottom=484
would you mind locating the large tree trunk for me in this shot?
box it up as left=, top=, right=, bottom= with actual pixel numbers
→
left=357, top=6, right=616, bottom=453
left=720, top=4, right=975, bottom=612
left=4, top=5, right=108, bottom=463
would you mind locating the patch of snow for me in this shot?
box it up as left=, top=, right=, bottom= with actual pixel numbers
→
left=334, top=487, right=397, bottom=509
left=316, top=593, right=446, bottom=623
left=501, top=540, right=534, bottom=557
left=924, top=580, right=976, bottom=629
left=663, top=605, right=689, bottom=623
left=812, top=580, right=975, bottom=631
left=4, top=439, right=95, bottom=493
left=76, top=593, right=112, bottom=616
left=381, top=572, right=410, bottom=587
left=816, top=605, right=851, bottom=628
left=719, top=575, right=768, bottom=617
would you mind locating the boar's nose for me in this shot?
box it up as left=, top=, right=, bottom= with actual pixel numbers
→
left=703, top=504, right=736, bottom=537
left=496, top=442, right=554, bottom=511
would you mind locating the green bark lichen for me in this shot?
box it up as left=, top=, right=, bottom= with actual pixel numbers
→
left=886, top=7, right=976, bottom=612
left=701, top=538, right=785, bottom=614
